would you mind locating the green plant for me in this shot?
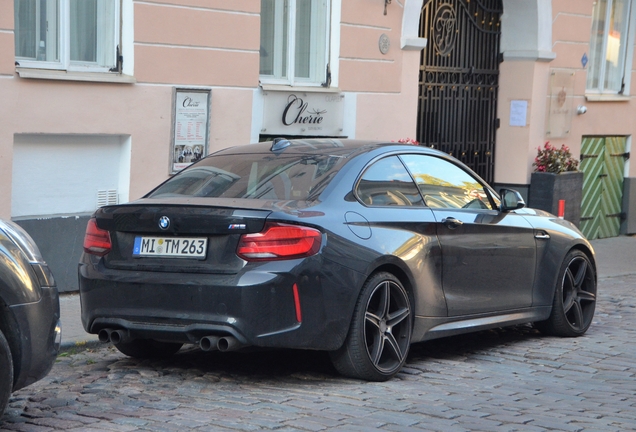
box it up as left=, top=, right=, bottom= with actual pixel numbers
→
left=533, top=141, right=579, bottom=174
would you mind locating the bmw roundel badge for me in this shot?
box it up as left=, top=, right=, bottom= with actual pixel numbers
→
left=158, top=216, right=170, bottom=230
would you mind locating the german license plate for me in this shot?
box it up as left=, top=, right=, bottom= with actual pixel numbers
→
left=133, top=236, right=208, bottom=259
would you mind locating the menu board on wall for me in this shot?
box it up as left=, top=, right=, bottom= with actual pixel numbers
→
left=170, top=88, right=211, bottom=173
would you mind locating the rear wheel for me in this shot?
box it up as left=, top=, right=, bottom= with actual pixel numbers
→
left=0, top=329, right=14, bottom=416
left=114, top=339, right=183, bottom=359
left=535, top=250, right=597, bottom=337
left=330, top=272, right=412, bottom=381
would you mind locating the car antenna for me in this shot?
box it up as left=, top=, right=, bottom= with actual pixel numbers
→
left=271, top=137, right=291, bottom=152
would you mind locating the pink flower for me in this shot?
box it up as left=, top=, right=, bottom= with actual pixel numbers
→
left=533, top=141, right=579, bottom=174
left=395, top=138, right=419, bottom=145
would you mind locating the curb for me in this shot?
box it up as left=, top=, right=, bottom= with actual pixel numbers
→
left=597, top=272, right=636, bottom=280
left=60, top=338, right=104, bottom=353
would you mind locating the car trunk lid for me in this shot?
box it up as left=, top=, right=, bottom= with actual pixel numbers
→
left=94, top=200, right=272, bottom=274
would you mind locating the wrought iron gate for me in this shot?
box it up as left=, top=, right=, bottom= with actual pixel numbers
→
left=580, top=137, right=627, bottom=239
left=417, top=0, right=503, bottom=184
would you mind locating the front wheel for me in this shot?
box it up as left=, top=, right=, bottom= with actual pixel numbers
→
left=330, top=272, right=412, bottom=381
left=114, top=339, right=183, bottom=359
left=535, top=250, right=597, bottom=337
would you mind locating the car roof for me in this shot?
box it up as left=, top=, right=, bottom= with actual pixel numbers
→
left=210, top=139, right=444, bottom=160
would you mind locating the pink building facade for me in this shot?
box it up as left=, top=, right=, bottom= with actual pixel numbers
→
left=0, top=0, right=635, bottom=291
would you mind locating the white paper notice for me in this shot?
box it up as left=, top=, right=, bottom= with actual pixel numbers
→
left=173, top=91, right=209, bottom=172
left=509, top=100, right=528, bottom=127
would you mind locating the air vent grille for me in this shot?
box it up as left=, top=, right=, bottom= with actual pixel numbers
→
left=97, top=189, right=118, bottom=207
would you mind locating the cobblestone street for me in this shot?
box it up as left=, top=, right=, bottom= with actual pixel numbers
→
left=2, top=274, right=635, bottom=431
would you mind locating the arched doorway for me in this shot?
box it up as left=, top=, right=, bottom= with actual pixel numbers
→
left=417, top=0, right=503, bottom=184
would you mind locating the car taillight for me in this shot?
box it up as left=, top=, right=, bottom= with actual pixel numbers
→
left=237, top=223, right=322, bottom=261
left=83, top=218, right=112, bottom=256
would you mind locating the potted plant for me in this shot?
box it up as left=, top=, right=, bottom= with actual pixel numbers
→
left=528, top=142, right=583, bottom=227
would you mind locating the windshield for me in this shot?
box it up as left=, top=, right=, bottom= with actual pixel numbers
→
left=148, top=153, right=346, bottom=201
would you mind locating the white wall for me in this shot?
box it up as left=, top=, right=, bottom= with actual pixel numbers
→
left=12, top=134, right=131, bottom=218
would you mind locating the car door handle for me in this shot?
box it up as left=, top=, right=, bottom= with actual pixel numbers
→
left=442, top=217, right=464, bottom=229
left=535, top=232, right=550, bottom=239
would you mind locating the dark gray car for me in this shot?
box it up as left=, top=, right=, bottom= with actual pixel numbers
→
left=79, top=139, right=597, bottom=381
left=0, top=219, right=61, bottom=416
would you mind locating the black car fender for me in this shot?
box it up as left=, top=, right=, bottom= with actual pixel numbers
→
left=0, top=295, right=22, bottom=390
left=0, top=240, right=42, bottom=305
left=521, top=214, right=596, bottom=307
left=0, top=220, right=60, bottom=404
left=361, top=252, right=446, bottom=319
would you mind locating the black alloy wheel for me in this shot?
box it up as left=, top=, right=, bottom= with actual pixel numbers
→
left=535, top=250, right=597, bottom=337
left=0, top=329, right=14, bottom=416
left=114, top=339, right=183, bottom=359
left=330, top=272, right=412, bottom=381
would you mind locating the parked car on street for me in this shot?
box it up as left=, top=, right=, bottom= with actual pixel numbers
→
left=0, top=219, right=61, bottom=415
left=79, top=139, right=597, bottom=381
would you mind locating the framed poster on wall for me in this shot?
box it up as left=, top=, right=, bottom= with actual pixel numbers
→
left=170, top=88, right=211, bottom=174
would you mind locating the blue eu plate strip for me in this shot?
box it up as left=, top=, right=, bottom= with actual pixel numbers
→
left=133, top=237, right=141, bottom=255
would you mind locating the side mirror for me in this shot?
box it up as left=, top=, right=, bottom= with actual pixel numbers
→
left=500, top=188, right=526, bottom=212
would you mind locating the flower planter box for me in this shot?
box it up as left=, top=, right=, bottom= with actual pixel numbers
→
left=528, top=171, right=584, bottom=228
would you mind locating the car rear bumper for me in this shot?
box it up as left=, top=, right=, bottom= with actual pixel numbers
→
left=78, top=256, right=362, bottom=351
left=10, top=286, right=61, bottom=391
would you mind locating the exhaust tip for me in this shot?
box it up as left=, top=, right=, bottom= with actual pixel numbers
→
left=98, top=329, right=111, bottom=343
left=217, top=337, right=230, bottom=351
left=200, top=336, right=220, bottom=352
left=217, top=336, right=246, bottom=352
left=99, top=329, right=129, bottom=344
left=110, top=330, right=124, bottom=344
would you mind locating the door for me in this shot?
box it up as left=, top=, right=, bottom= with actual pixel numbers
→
left=580, top=137, right=627, bottom=239
left=417, top=0, right=503, bottom=184
left=400, top=154, right=535, bottom=316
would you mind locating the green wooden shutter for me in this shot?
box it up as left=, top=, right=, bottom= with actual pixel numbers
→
left=580, top=137, right=604, bottom=239
left=580, top=136, right=626, bottom=239
left=599, top=137, right=626, bottom=238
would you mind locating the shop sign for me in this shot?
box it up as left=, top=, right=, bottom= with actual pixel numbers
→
left=262, top=91, right=344, bottom=136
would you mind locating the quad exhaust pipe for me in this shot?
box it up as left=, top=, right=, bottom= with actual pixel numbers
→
left=98, top=330, right=245, bottom=352
left=98, top=328, right=130, bottom=344
left=199, top=335, right=246, bottom=352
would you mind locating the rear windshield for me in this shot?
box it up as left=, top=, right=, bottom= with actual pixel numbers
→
left=148, top=153, right=346, bottom=200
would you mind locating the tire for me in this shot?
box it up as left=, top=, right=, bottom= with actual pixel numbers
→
left=0, top=329, right=14, bottom=417
left=114, top=339, right=183, bottom=359
left=330, top=272, right=412, bottom=381
left=535, top=250, right=597, bottom=337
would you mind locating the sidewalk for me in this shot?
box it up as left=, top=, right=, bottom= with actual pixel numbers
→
left=59, top=293, right=100, bottom=350
left=58, top=235, right=636, bottom=351
left=587, top=235, right=636, bottom=279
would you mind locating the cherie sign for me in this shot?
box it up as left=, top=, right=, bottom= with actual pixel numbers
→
left=262, top=91, right=345, bottom=136
left=283, top=95, right=327, bottom=126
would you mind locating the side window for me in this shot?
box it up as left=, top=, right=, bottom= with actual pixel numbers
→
left=14, top=0, right=120, bottom=72
left=400, top=155, right=492, bottom=210
left=587, top=0, right=634, bottom=94
left=356, top=156, right=423, bottom=207
left=260, top=0, right=330, bottom=86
